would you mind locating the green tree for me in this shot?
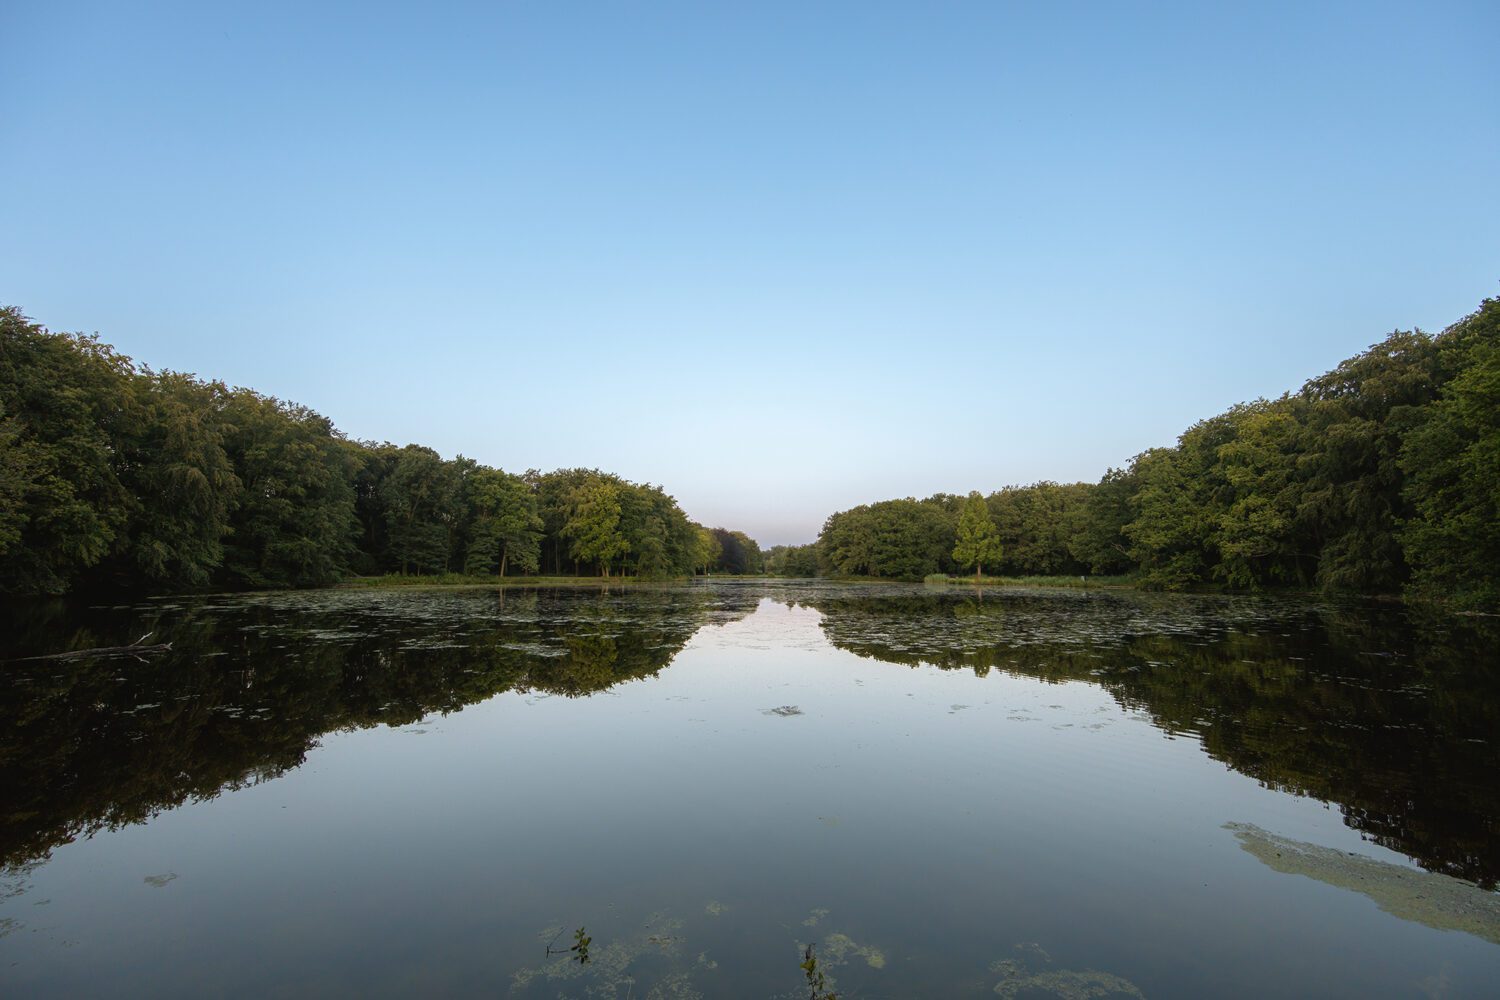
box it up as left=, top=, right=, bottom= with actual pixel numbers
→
left=952, top=491, right=1003, bottom=581
left=1070, top=466, right=1139, bottom=574
left=562, top=477, right=627, bottom=576
left=1295, top=329, right=1441, bottom=591
left=1213, top=398, right=1306, bottom=589
left=692, top=524, right=721, bottom=575
left=379, top=445, right=462, bottom=575
left=110, top=371, right=241, bottom=589
left=464, top=467, right=542, bottom=576
left=0, top=308, right=134, bottom=594
left=219, top=391, right=358, bottom=588
left=1400, top=297, right=1500, bottom=610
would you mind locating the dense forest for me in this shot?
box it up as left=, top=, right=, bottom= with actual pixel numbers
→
left=812, top=295, right=1500, bottom=610
left=0, top=306, right=761, bottom=596
left=5, top=294, right=1496, bottom=608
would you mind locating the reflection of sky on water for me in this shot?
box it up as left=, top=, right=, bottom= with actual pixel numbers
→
left=2, top=588, right=1497, bottom=997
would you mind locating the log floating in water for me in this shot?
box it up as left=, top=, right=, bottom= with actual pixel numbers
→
left=16, top=632, right=174, bottom=662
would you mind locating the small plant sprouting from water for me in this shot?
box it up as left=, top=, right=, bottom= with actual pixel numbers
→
left=801, top=943, right=837, bottom=999
left=545, top=926, right=591, bottom=965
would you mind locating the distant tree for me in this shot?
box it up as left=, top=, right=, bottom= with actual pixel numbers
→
left=219, top=391, right=358, bottom=588
left=632, top=515, right=672, bottom=578
left=464, top=468, right=542, bottom=576
left=379, top=445, right=462, bottom=575
left=1400, top=297, right=1500, bottom=610
left=785, top=543, right=820, bottom=577
left=1070, top=467, right=1138, bottom=575
left=693, top=524, right=721, bottom=575
left=953, top=491, right=1003, bottom=581
left=0, top=308, right=134, bottom=594
left=766, top=542, right=819, bottom=577
left=730, top=530, right=763, bottom=574
left=1296, top=328, right=1442, bottom=591
left=1212, top=398, right=1306, bottom=589
left=111, top=371, right=241, bottom=589
left=563, top=477, right=627, bottom=576
left=818, top=499, right=951, bottom=578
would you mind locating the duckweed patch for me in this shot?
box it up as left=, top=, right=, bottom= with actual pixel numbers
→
left=822, top=932, right=886, bottom=969
left=990, top=942, right=1143, bottom=999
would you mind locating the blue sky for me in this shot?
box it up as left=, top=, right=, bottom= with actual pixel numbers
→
left=3, top=2, right=1497, bottom=545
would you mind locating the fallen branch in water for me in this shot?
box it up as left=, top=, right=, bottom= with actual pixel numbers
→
left=14, top=632, right=174, bottom=662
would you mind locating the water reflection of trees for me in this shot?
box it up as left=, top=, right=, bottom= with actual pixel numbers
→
left=0, top=587, right=759, bottom=870
left=5, top=583, right=1497, bottom=891
left=800, top=589, right=1500, bottom=888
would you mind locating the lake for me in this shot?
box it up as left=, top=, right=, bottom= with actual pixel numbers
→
left=2, top=580, right=1498, bottom=997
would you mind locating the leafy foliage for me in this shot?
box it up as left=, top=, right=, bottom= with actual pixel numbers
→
left=4, top=292, right=1499, bottom=608
left=1400, top=297, right=1500, bottom=609
left=812, top=293, right=1500, bottom=608
left=0, top=308, right=757, bottom=594
left=0, top=308, right=134, bottom=594
left=953, top=490, right=1004, bottom=579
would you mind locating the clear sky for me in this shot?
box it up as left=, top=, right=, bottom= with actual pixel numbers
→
left=3, top=2, right=1497, bottom=546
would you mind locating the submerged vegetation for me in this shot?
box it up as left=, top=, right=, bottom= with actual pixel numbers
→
left=1228, top=823, right=1500, bottom=945
left=0, top=306, right=761, bottom=597
left=813, top=294, right=1500, bottom=610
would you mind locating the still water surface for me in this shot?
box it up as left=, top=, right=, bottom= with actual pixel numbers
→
left=2, top=580, right=1498, bottom=997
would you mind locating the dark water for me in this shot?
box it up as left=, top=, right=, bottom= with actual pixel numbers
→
left=2, top=580, right=1498, bottom=998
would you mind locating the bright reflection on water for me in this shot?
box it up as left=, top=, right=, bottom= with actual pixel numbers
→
left=1, top=580, right=1498, bottom=997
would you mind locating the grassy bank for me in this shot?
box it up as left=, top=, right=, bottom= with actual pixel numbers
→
left=339, top=573, right=688, bottom=590
left=337, top=572, right=1141, bottom=592
left=811, top=574, right=1139, bottom=589
left=924, top=573, right=1139, bottom=589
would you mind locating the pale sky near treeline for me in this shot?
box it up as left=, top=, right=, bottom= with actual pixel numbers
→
left=3, top=2, right=1497, bottom=545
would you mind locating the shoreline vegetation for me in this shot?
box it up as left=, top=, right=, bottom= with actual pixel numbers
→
left=337, top=572, right=1144, bottom=592
left=0, top=304, right=764, bottom=598
left=792, top=293, right=1500, bottom=612
left=340, top=573, right=697, bottom=590
left=2, top=292, right=1496, bottom=612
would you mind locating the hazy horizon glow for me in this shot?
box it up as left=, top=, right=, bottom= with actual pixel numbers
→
left=3, top=2, right=1497, bottom=545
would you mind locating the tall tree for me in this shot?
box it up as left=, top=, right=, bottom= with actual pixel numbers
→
left=219, top=391, right=358, bottom=588
left=562, top=477, right=627, bottom=576
left=953, top=491, right=1004, bottom=581
left=110, top=371, right=241, bottom=589
left=692, top=524, right=721, bottom=575
left=465, top=467, right=542, bottom=576
left=1295, top=329, right=1441, bottom=591
left=1400, top=298, right=1500, bottom=610
left=1070, top=467, right=1138, bottom=574
left=379, top=445, right=462, bottom=575
left=0, top=309, right=134, bottom=594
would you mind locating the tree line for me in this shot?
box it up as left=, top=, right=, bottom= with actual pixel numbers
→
left=809, top=294, right=1499, bottom=609
left=0, top=306, right=761, bottom=596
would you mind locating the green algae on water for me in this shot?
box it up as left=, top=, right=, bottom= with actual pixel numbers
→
left=1227, top=822, right=1500, bottom=945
